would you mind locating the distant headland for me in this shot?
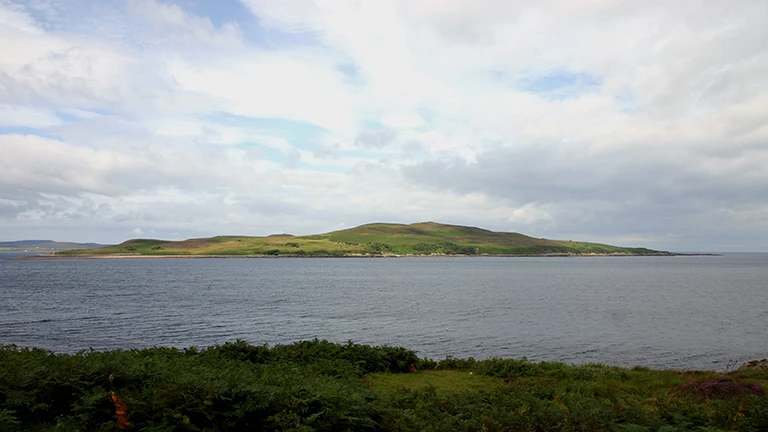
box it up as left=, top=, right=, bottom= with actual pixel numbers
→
left=0, top=240, right=107, bottom=252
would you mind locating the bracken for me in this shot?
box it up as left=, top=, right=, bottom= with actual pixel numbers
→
left=111, top=391, right=130, bottom=430
left=669, top=378, right=764, bottom=399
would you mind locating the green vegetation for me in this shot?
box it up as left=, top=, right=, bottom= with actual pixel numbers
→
left=57, top=222, right=669, bottom=257
left=1, top=340, right=765, bottom=431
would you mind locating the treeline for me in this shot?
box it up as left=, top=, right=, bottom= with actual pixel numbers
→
left=412, top=242, right=477, bottom=255
left=1, top=340, right=766, bottom=431
left=256, top=242, right=481, bottom=255
left=363, top=241, right=477, bottom=255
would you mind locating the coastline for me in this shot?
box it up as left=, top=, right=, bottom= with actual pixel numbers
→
left=15, top=251, right=715, bottom=260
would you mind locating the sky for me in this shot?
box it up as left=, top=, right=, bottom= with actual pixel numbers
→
left=1, top=0, right=767, bottom=252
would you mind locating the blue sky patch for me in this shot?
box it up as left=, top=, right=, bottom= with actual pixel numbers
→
left=0, top=127, right=60, bottom=139
left=168, top=0, right=250, bottom=28
left=56, top=108, right=113, bottom=122
left=517, top=70, right=602, bottom=100
left=614, top=89, right=639, bottom=115
left=164, top=0, right=321, bottom=49
left=335, top=64, right=364, bottom=85
left=204, top=113, right=328, bottom=150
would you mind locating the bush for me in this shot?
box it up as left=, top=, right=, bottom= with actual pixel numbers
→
left=434, top=355, right=477, bottom=370
left=0, top=343, right=387, bottom=431
left=473, top=357, right=540, bottom=377
left=364, top=242, right=393, bottom=254
left=669, top=378, right=764, bottom=399
left=411, top=242, right=477, bottom=255
left=3, top=342, right=767, bottom=432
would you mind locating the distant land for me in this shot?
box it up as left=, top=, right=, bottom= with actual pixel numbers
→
left=0, top=240, right=108, bottom=252
left=52, top=222, right=671, bottom=257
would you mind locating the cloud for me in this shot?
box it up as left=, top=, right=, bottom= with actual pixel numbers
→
left=381, top=112, right=425, bottom=129
left=126, top=0, right=243, bottom=48
left=354, top=129, right=397, bottom=148
left=168, top=54, right=357, bottom=135
left=0, top=0, right=766, bottom=251
left=401, top=136, right=768, bottom=247
left=132, top=227, right=144, bottom=235
left=0, top=104, right=61, bottom=128
left=0, top=0, right=43, bottom=34
left=0, top=18, right=138, bottom=109
left=509, top=203, right=553, bottom=225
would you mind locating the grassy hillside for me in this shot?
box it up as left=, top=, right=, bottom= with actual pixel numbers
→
left=58, top=222, right=668, bottom=256
left=1, top=340, right=766, bottom=431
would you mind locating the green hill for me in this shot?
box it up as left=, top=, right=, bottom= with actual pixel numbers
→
left=57, top=222, right=668, bottom=256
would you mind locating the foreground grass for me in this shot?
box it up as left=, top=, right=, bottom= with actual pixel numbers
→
left=368, top=370, right=504, bottom=393
left=58, top=222, right=667, bottom=257
left=1, top=340, right=766, bottom=431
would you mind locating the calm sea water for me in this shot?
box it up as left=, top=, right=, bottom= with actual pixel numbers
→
left=1, top=253, right=766, bottom=370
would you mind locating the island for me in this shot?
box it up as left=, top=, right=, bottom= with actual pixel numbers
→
left=53, top=222, right=670, bottom=257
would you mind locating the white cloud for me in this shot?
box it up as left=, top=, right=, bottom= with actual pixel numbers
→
left=127, top=0, right=243, bottom=48
left=0, top=0, right=766, bottom=250
left=132, top=227, right=144, bottom=235
left=0, top=20, right=135, bottom=105
left=509, top=203, right=554, bottom=225
left=168, top=55, right=357, bottom=135
left=0, top=104, right=61, bottom=128
left=381, top=112, right=425, bottom=129
left=0, top=0, right=43, bottom=34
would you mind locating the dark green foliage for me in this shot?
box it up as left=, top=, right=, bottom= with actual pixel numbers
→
left=471, top=356, right=540, bottom=377
left=412, top=242, right=436, bottom=253
left=205, top=339, right=419, bottom=374
left=670, top=378, right=764, bottom=399
left=307, top=249, right=346, bottom=256
left=364, top=242, right=393, bottom=254
left=433, top=355, right=477, bottom=370
left=412, top=242, right=477, bottom=255
left=1, top=341, right=765, bottom=431
left=0, top=341, right=391, bottom=431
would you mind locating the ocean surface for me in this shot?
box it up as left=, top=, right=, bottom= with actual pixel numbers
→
left=1, top=253, right=766, bottom=370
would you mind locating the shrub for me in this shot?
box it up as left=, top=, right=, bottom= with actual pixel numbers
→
left=364, top=242, right=393, bottom=254
left=669, top=378, right=763, bottom=399
left=3, top=342, right=767, bottom=432
left=473, top=357, right=540, bottom=377
left=0, top=343, right=386, bottom=431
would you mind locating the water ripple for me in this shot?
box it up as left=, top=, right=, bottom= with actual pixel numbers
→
left=1, top=254, right=767, bottom=370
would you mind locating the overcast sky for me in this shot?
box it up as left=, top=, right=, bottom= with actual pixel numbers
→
left=1, top=0, right=767, bottom=252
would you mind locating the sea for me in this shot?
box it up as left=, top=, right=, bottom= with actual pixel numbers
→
left=1, top=252, right=766, bottom=371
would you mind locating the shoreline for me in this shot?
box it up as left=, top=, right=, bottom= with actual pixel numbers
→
left=15, top=252, right=717, bottom=260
